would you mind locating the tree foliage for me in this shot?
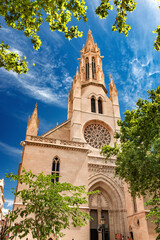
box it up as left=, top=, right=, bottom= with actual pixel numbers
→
left=0, top=0, right=87, bottom=74
left=0, top=41, right=28, bottom=75
left=101, top=86, right=160, bottom=239
left=1, top=0, right=160, bottom=74
left=96, top=0, right=137, bottom=36
left=6, top=169, right=95, bottom=240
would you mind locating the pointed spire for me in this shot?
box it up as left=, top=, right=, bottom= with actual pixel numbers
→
left=109, top=74, right=118, bottom=101
left=110, top=74, right=114, bottom=84
left=31, top=103, right=39, bottom=122
left=76, top=66, right=79, bottom=77
left=85, top=29, right=95, bottom=50
left=26, top=103, right=40, bottom=137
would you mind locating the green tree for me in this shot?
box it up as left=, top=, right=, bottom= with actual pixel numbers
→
left=96, top=0, right=160, bottom=51
left=101, top=86, right=160, bottom=239
left=6, top=169, right=95, bottom=240
left=0, top=0, right=87, bottom=74
left=1, top=0, right=160, bottom=75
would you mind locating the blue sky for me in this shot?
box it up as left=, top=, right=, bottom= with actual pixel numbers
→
left=0, top=0, right=160, bottom=214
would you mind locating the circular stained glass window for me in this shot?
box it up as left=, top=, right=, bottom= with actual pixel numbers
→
left=84, top=124, right=111, bottom=149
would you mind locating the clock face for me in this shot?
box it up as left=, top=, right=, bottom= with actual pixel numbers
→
left=84, top=123, right=111, bottom=149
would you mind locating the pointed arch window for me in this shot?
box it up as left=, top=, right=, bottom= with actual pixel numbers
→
left=92, top=57, right=96, bottom=79
left=86, top=57, right=89, bottom=80
left=91, top=97, right=96, bottom=113
left=51, top=156, right=60, bottom=183
left=98, top=98, right=103, bottom=114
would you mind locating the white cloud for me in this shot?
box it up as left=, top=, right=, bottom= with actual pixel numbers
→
left=131, top=60, right=145, bottom=80
left=5, top=199, right=14, bottom=207
left=0, top=54, right=73, bottom=108
left=2, top=208, right=9, bottom=215
left=10, top=47, right=23, bottom=56
left=16, top=77, right=67, bottom=107
left=0, top=27, right=11, bottom=33
left=1, top=68, right=18, bottom=78
left=144, top=0, right=160, bottom=20
left=0, top=141, right=21, bottom=156
left=149, top=70, right=160, bottom=76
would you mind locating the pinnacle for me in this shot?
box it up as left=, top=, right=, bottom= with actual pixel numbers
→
left=76, top=66, right=79, bottom=76
left=110, top=74, right=114, bottom=83
left=88, top=29, right=92, bottom=34
left=86, top=29, right=95, bottom=49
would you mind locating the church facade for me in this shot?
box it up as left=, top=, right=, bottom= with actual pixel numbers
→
left=13, top=30, right=156, bottom=240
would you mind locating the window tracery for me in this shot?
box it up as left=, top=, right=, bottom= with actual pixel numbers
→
left=84, top=124, right=111, bottom=149
left=51, top=156, right=60, bottom=183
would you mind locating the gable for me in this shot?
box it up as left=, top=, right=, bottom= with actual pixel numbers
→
left=41, top=119, right=71, bottom=141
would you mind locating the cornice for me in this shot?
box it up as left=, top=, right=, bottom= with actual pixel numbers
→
left=88, top=163, right=115, bottom=170
left=21, top=136, right=88, bottom=152
left=81, top=82, right=108, bottom=94
left=127, top=210, right=150, bottom=218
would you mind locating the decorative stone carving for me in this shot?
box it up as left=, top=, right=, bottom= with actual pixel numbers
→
left=88, top=156, right=116, bottom=166
left=88, top=164, right=115, bottom=175
left=84, top=124, right=111, bottom=149
left=88, top=164, right=123, bottom=187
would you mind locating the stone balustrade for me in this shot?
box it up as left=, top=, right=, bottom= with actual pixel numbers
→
left=26, top=135, right=86, bottom=148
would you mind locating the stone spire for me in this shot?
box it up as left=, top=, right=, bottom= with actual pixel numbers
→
left=79, top=29, right=104, bottom=84
left=85, top=29, right=95, bottom=50
left=109, top=74, right=118, bottom=102
left=109, top=74, right=120, bottom=132
left=26, top=103, right=40, bottom=137
left=76, top=66, right=79, bottom=78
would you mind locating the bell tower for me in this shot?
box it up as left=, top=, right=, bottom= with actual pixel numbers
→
left=79, top=29, right=104, bottom=84
left=68, top=30, right=120, bottom=145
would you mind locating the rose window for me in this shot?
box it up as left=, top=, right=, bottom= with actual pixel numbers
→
left=84, top=124, right=111, bottom=149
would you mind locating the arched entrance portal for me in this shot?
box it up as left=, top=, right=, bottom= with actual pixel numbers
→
left=89, top=174, right=128, bottom=240
left=90, top=192, right=110, bottom=240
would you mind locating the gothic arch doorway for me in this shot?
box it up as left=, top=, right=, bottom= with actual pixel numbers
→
left=90, top=191, right=110, bottom=240
left=89, top=174, right=128, bottom=240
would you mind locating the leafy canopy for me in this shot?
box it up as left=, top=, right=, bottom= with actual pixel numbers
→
left=0, top=0, right=87, bottom=74
left=101, top=86, right=160, bottom=239
left=0, top=41, right=28, bottom=74
left=6, top=169, right=96, bottom=240
left=1, top=0, right=160, bottom=74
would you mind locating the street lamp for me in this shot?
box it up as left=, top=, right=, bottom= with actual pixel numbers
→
left=100, top=217, right=105, bottom=240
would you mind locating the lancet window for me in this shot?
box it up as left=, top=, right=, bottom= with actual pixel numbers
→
left=92, top=57, right=96, bottom=79
left=51, top=156, right=60, bottom=183
left=98, top=98, right=103, bottom=114
left=86, top=57, right=89, bottom=80
left=91, top=97, right=96, bottom=113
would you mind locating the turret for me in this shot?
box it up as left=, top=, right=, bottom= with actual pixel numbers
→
left=26, top=103, right=40, bottom=137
